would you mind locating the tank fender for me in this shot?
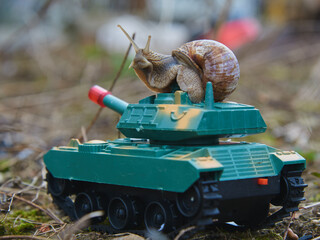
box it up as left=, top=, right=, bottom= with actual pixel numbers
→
left=270, top=151, right=306, bottom=174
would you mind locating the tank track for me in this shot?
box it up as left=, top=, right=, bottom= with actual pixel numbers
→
left=51, top=195, right=77, bottom=221
left=47, top=169, right=306, bottom=237
left=47, top=175, right=221, bottom=239
left=265, top=168, right=307, bottom=226
left=197, top=178, right=221, bottom=225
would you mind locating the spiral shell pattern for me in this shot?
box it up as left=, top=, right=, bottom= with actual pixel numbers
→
left=174, top=40, right=240, bottom=102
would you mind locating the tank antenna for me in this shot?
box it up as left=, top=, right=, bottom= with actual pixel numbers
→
left=205, top=82, right=214, bottom=109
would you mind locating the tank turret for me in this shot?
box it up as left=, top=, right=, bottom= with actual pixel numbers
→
left=89, top=82, right=266, bottom=144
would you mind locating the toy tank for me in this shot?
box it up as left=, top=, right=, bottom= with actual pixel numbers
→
left=44, top=82, right=307, bottom=233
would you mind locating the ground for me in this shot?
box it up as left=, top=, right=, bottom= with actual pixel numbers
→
left=0, top=23, right=320, bottom=240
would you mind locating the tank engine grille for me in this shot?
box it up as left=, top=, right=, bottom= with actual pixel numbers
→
left=211, top=146, right=275, bottom=181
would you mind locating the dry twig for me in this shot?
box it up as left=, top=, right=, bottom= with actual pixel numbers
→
left=78, top=33, right=136, bottom=142
left=0, top=126, right=22, bottom=133
left=0, top=193, right=15, bottom=223
left=58, top=211, right=104, bottom=240
left=174, top=226, right=196, bottom=240
left=283, top=212, right=296, bottom=240
left=0, top=191, right=63, bottom=224
left=301, top=202, right=320, bottom=210
left=0, top=236, right=47, bottom=240
left=48, top=223, right=67, bottom=239
left=109, top=33, right=136, bottom=91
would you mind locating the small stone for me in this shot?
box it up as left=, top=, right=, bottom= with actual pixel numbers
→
left=287, top=228, right=299, bottom=240
left=16, top=148, right=34, bottom=160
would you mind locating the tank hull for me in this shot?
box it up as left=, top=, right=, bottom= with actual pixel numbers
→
left=44, top=138, right=305, bottom=191
left=44, top=138, right=306, bottom=231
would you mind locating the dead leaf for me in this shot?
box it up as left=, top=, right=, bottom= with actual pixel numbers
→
left=38, top=224, right=51, bottom=233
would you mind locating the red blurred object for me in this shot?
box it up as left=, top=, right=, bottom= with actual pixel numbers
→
left=216, top=18, right=260, bottom=49
left=257, top=178, right=269, bottom=185
left=200, top=18, right=260, bottom=50
left=88, top=85, right=111, bottom=107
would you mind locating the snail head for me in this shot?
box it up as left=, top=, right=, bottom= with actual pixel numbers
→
left=118, top=25, right=153, bottom=84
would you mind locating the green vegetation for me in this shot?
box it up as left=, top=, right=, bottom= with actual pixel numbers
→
left=300, top=150, right=318, bottom=164
left=82, top=44, right=108, bottom=60
left=0, top=209, right=51, bottom=236
left=0, top=159, right=11, bottom=173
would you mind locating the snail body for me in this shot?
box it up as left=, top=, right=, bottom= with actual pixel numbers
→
left=118, top=25, right=240, bottom=103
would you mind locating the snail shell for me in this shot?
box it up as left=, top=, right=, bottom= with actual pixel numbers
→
left=172, top=40, right=240, bottom=102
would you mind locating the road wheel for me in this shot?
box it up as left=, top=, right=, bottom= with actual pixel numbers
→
left=144, top=201, right=174, bottom=232
left=47, top=172, right=67, bottom=197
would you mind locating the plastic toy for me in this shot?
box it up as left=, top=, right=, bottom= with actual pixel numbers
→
left=44, top=81, right=307, bottom=233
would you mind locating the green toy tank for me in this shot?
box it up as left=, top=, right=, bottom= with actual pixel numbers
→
left=44, top=82, right=307, bottom=233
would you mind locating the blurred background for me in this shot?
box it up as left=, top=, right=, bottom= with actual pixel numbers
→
left=1, top=0, right=320, bottom=213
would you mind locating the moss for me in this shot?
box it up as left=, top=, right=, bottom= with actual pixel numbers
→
left=15, top=222, right=35, bottom=233
left=0, top=219, right=36, bottom=235
left=0, top=224, right=5, bottom=235
left=11, top=209, right=48, bottom=222
left=0, top=208, right=53, bottom=236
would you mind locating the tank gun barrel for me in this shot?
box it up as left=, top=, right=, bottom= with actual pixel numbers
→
left=88, top=85, right=128, bottom=115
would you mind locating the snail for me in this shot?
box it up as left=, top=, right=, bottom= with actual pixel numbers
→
left=118, top=25, right=240, bottom=103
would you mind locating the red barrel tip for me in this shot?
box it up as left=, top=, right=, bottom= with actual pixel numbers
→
left=88, top=85, right=111, bottom=107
